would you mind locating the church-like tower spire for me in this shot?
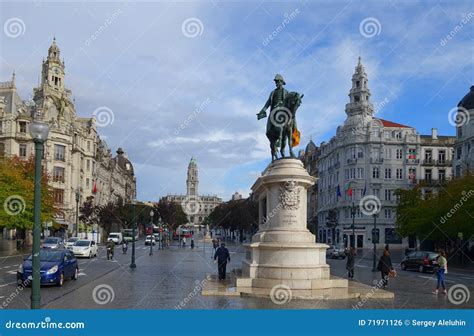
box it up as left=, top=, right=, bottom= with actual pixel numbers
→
left=344, top=57, right=374, bottom=127
left=40, top=38, right=66, bottom=94
left=186, top=157, right=198, bottom=196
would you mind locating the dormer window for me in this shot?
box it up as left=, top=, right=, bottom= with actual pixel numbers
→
left=356, top=81, right=360, bottom=88
left=354, top=96, right=360, bottom=102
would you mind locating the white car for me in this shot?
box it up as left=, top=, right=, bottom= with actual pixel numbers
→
left=65, top=237, right=79, bottom=250
left=72, top=240, right=98, bottom=258
left=107, top=233, right=123, bottom=244
left=145, top=235, right=156, bottom=246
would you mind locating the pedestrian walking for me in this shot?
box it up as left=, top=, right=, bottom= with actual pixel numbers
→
left=345, top=247, right=356, bottom=279
left=182, top=236, right=186, bottom=248
left=214, top=242, right=230, bottom=280
left=433, top=250, right=448, bottom=295
left=191, top=238, right=194, bottom=249
left=377, top=249, right=394, bottom=288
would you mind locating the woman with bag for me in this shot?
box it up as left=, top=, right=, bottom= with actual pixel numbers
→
left=377, top=249, right=393, bottom=288
left=345, top=247, right=356, bottom=279
left=433, top=250, right=448, bottom=295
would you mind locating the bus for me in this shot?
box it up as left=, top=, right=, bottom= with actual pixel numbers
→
left=123, top=229, right=139, bottom=242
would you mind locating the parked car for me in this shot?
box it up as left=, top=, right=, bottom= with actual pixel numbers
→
left=145, top=235, right=156, bottom=246
left=17, top=249, right=78, bottom=287
left=41, top=237, right=64, bottom=249
left=72, top=239, right=98, bottom=258
left=400, top=251, right=439, bottom=273
left=326, top=245, right=346, bottom=259
left=107, top=232, right=123, bottom=244
left=65, top=237, right=79, bottom=250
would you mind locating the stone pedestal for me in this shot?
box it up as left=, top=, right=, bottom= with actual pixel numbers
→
left=237, top=158, right=348, bottom=292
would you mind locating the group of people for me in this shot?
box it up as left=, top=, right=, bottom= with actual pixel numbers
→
left=345, top=246, right=449, bottom=293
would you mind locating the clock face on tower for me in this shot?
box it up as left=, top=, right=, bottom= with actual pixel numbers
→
left=53, top=67, right=60, bottom=75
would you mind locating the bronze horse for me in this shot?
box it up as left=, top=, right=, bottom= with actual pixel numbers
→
left=266, top=92, right=304, bottom=161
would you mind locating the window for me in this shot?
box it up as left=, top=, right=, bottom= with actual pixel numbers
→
left=385, top=168, right=391, bottom=179
left=357, top=148, right=364, bottom=158
left=385, top=189, right=392, bottom=201
left=53, top=167, right=65, bottom=182
left=384, top=131, right=390, bottom=139
left=396, top=149, right=403, bottom=160
left=372, top=167, right=380, bottom=179
left=373, top=188, right=380, bottom=198
left=54, top=144, right=66, bottom=161
left=357, top=168, right=364, bottom=179
left=408, top=168, right=416, bottom=181
left=53, top=189, right=64, bottom=204
left=384, top=147, right=392, bottom=159
left=438, top=150, right=446, bottom=163
left=408, top=148, right=417, bottom=159
left=86, top=159, right=90, bottom=171
left=425, top=149, right=432, bottom=163
left=395, top=132, right=402, bottom=140
left=425, top=169, right=432, bottom=182
left=19, top=121, right=27, bottom=133
left=396, top=168, right=403, bottom=179
left=19, top=144, right=27, bottom=157
left=0, top=143, right=4, bottom=157
left=87, top=141, right=91, bottom=151
left=0, top=121, right=3, bottom=134
left=384, top=208, right=392, bottom=219
left=86, top=178, right=90, bottom=190
left=438, top=169, right=446, bottom=181
left=456, top=147, right=462, bottom=160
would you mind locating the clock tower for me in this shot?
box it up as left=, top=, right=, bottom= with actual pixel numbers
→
left=186, top=157, right=198, bottom=196
left=40, top=37, right=65, bottom=95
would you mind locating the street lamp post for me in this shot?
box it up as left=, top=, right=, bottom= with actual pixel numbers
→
left=149, top=210, right=154, bottom=256
left=158, top=216, right=162, bottom=250
left=372, top=213, right=378, bottom=272
left=350, top=202, right=357, bottom=248
left=29, top=120, right=49, bottom=309
left=130, top=199, right=137, bottom=269
left=75, top=188, right=80, bottom=238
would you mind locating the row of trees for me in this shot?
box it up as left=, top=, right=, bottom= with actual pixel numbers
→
left=206, top=198, right=258, bottom=240
left=396, top=174, right=474, bottom=244
left=0, top=156, right=57, bottom=231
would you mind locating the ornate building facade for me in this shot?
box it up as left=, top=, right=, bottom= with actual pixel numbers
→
left=161, top=158, right=221, bottom=227
left=302, top=58, right=455, bottom=249
left=0, top=39, right=136, bottom=235
left=454, top=86, right=474, bottom=177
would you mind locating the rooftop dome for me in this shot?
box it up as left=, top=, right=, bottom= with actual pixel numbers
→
left=458, top=85, right=474, bottom=110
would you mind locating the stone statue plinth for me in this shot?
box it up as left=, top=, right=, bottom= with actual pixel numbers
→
left=237, top=158, right=348, bottom=292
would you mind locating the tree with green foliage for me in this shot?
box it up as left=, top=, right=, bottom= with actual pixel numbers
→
left=0, top=156, right=57, bottom=231
left=396, top=174, right=474, bottom=244
left=208, top=198, right=258, bottom=238
left=155, top=201, right=187, bottom=232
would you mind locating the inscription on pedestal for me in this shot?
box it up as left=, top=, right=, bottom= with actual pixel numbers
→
left=282, top=213, right=298, bottom=225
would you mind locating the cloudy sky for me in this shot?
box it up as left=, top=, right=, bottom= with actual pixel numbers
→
left=1, top=0, right=473, bottom=201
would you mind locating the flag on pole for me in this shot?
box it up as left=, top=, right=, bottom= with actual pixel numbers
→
left=362, top=183, right=367, bottom=197
left=347, top=186, right=353, bottom=197
left=336, top=185, right=342, bottom=199
left=92, top=181, right=97, bottom=194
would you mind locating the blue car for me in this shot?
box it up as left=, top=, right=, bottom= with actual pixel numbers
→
left=17, top=249, right=79, bottom=287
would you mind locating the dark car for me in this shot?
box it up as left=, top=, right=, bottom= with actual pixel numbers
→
left=400, top=251, right=439, bottom=273
left=17, top=249, right=79, bottom=287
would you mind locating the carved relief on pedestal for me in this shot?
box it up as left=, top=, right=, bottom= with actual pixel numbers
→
left=279, top=180, right=300, bottom=210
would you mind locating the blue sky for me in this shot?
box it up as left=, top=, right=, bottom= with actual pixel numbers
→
left=1, top=0, right=473, bottom=201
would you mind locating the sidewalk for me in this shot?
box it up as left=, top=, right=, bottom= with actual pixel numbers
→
left=0, top=238, right=29, bottom=257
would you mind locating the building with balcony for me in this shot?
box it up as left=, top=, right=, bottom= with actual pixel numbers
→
left=453, top=86, right=474, bottom=177
left=0, top=39, right=136, bottom=237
